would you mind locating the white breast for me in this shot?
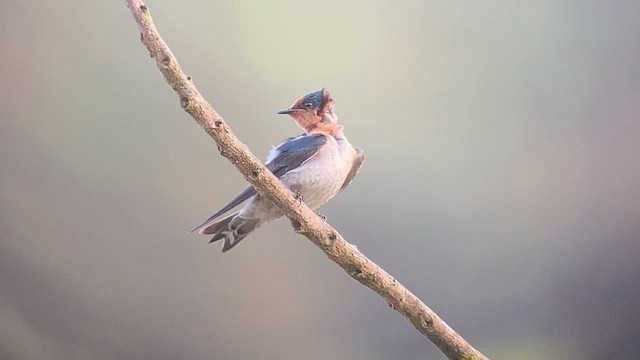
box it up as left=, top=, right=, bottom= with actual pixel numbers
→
left=280, top=134, right=354, bottom=210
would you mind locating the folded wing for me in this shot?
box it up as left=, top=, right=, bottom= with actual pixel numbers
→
left=340, top=147, right=365, bottom=191
left=190, top=133, right=328, bottom=232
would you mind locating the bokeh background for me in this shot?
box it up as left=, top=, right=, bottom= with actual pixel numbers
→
left=2, top=1, right=639, bottom=359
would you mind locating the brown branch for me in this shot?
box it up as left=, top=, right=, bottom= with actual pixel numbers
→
left=124, top=1, right=489, bottom=359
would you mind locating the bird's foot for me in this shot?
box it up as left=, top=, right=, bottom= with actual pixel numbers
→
left=292, top=189, right=304, bottom=204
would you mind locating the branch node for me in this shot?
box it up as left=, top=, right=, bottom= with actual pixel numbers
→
left=161, top=56, right=171, bottom=68
left=320, top=231, right=337, bottom=247
left=248, top=168, right=261, bottom=180
left=180, top=96, right=189, bottom=110
left=139, top=3, right=147, bottom=11
left=289, top=218, right=303, bottom=232
left=421, top=317, right=434, bottom=329
left=348, top=267, right=363, bottom=278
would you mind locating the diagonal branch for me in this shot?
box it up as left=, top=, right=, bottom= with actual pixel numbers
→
left=124, top=1, right=489, bottom=359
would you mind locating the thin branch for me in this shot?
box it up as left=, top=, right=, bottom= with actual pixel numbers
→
left=124, top=1, right=489, bottom=359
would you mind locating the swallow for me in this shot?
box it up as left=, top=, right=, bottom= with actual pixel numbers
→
left=191, top=89, right=365, bottom=252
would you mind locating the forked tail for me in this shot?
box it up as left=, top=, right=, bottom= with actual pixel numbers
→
left=199, top=212, right=260, bottom=252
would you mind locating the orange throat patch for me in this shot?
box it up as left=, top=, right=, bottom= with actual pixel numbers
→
left=307, top=123, right=343, bottom=136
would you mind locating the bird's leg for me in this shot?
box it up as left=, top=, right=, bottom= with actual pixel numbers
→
left=292, top=188, right=304, bottom=205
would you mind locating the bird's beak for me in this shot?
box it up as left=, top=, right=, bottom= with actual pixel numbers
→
left=277, top=108, right=302, bottom=115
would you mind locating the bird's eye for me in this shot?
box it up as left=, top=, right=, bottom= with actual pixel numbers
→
left=303, top=102, right=313, bottom=109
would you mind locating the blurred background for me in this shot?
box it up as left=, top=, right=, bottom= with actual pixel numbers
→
left=1, top=1, right=639, bottom=359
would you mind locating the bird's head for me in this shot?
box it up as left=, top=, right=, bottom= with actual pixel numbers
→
left=278, top=89, right=342, bottom=134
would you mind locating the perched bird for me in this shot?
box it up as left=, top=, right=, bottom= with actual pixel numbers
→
left=191, top=89, right=365, bottom=252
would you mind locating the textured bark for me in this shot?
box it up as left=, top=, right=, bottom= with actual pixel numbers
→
left=124, top=1, right=489, bottom=359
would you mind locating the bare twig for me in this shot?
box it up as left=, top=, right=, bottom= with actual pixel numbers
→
left=124, top=1, right=489, bottom=359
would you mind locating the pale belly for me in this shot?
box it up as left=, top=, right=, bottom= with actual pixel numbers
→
left=239, top=165, right=344, bottom=223
left=279, top=136, right=351, bottom=209
left=239, top=134, right=354, bottom=223
left=281, top=160, right=346, bottom=209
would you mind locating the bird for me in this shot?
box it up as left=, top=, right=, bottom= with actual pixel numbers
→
left=191, top=88, right=365, bottom=252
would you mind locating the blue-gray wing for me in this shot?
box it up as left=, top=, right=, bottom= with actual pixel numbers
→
left=190, top=133, right=327, bottom=232
left=266, top=133, right=327, bottom=177
left=340, top=147, right=365, bottom=191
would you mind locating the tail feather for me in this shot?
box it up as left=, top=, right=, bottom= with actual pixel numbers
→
left=200, top=212, right=260, bottom=252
